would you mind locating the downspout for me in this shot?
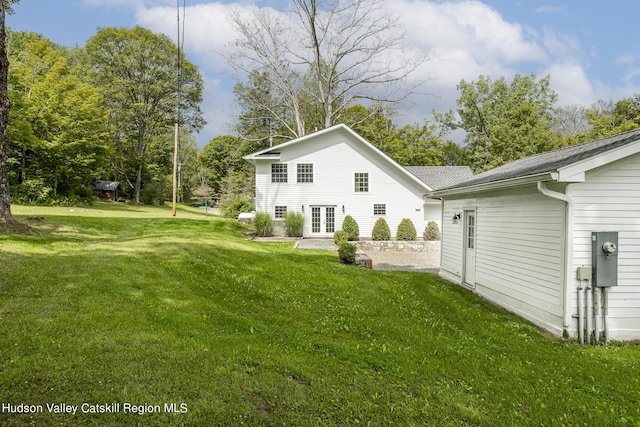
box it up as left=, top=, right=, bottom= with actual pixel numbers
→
left=537, top=181, right=574, bottom=338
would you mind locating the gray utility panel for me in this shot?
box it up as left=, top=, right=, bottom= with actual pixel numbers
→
left=591, top=231, right=618, bottom=287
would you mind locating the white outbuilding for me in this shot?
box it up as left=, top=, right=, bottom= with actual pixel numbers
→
left=429, top=129, right=640, bottom=342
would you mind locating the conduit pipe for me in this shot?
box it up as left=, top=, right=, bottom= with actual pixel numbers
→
left=586, top=285, right=592, bottom=344
left=594, top=287, right=602, bottom=344
left=577, top=285, right=585, bottom=344
left=604, top=288, right=610, bottom=343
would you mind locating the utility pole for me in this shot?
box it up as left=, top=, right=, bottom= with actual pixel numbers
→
left=172, top=122, right=178, bottom=216
left=172, top=0, right=184, bottom=217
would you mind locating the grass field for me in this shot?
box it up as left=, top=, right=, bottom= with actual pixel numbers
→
left=1, top=203, right=639, bottom=426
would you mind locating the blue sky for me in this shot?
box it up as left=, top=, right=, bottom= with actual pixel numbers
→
left=8, top=1, right=640, bottom=147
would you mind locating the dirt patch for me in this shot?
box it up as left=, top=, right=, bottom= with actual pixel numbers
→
left=0, top=219, right=36, bottom=235
left=24, top=216, right=46, bottom=223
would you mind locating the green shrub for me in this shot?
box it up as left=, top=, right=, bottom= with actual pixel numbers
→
left=372, top=217, right=391, bottom=241
left=334, top=230, right=348, bottom=245
left=396, top=218, right=417, bottom=241
left=12, top=179, right=52, bottom=204
left=284, top=212, right=305, bottom=237
left=342, top=215, right=360, bottom=241
left=423, top=221, right=441, bottom=241
left=338, top=241, right=356, bottom=264
left=254, top=212, right=273, bottom=237
left=220, top=195, right=254, bottom=219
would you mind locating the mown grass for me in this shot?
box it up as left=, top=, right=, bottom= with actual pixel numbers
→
left=1, top=204, right=639, bottom=426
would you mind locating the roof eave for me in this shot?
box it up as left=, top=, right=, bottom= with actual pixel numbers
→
left=557, top=140, right=640, bottom=182
left=426, top=172, right=558, bottom=198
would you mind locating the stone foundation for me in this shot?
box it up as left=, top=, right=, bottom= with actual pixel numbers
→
left=353, top=240, right=441, bottom=269
left=354, top=250, right=373, bottom=268
left=353, top=240, right=441, bottom=253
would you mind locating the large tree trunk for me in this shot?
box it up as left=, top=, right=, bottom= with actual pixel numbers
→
left=135, top=163, right=142, bottom=204
left=134, top=130, right=145, bottom=204
left=0, top=2, right=14, bottom=223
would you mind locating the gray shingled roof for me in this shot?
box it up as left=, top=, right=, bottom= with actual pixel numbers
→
left=95, top=180, right=119, bottom=191
left=441, top=128, right=640, bottom=190
left=404, top=166, right=474, bottom=190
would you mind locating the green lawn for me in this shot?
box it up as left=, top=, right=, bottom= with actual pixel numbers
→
left=1, top=203, right=639, bottom=426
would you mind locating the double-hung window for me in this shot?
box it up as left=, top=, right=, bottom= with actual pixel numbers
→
left=275, top=206, right=287, bottom=219
left=373, top=204, right=386, bottom=216
left=271, top=163, right=288, bottom=183
left=297, top=163, right=313, bottom=183
left=354, top=172, right=369, bottom=193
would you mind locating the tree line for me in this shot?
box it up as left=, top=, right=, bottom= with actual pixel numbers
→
left=5, top=26, right=204, bottom=207
left=2, top=0, right=640, bottom=223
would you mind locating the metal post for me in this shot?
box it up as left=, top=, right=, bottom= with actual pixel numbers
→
left=172, top=122, right=178, bottom=217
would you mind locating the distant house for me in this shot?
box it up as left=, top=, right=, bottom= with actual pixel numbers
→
left=429, top=128, right=640, bottom=342
left=95, top=181, right=119, bottom=201
left=243, top=124, right=472, bottom=238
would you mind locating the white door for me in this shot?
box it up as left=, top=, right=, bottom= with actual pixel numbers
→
left=310, top=206, right=336, bottom=237
left=463, top=210, right=476, bottom=287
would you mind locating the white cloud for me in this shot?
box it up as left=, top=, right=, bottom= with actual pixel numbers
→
left=116, top=0, right=631, bottom=145
left=540, top=27, right=581, bottom=59
left=136, top=2, right=241, bottom=69
left=616, top=54, right=637, bottom=65
left=535, top=5, right=567, bottom=14
left=542, top=62, right=595, bottom=105
left=82, top=0, right=172, bottom=7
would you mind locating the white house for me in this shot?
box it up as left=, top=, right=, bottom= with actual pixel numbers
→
left=428, top=128, right=640, bottom=342
left=244, top=124, right=472, bottom=239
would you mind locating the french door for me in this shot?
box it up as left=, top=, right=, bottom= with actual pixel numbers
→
left=310, top=206, right=335, bottom=236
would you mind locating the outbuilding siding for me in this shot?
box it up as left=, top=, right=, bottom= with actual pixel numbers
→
left=441, top=186, right=566, bottom=335
left=569, top=153, right=640, bottom=339
left=433, top=129, right=640, bottom=341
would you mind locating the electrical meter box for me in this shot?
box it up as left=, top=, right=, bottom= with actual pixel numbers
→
left=591, top=231, right=618, bottom=287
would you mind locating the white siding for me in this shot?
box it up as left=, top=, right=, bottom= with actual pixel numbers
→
left=440, top=199, right=465, bottom=282
left=254, top=130, right=436, bottom=238
left=569, top=153, right=640, bottom=340
left=440, top=186, right=566, bottom=336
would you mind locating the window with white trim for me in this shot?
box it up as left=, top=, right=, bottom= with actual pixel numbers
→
left=354, top=172, right=369, bottom=192
left=275, top=205, right=287, bottom=219
left=271, top=163, right=287, bottom=183
left=297, top=163, right=313, bottom=183
left=373, top=204, right=386, bottom=216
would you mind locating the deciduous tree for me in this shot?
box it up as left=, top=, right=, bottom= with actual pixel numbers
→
left=438, top=73, right=562, bottom=172
left=85, top=26, right=205, bottom=203
left=0, top=0, right=20, bottom=222
left=583, top=97, right=640, bottom=139
left=7, top=32, right=110, bottom=201
left=228, top=0, right=428, bottom=139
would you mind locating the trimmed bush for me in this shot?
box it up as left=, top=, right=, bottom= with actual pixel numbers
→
left=284, top=212, right=305, bottom=237
left=372, top=217, right=391, bottom=241
left=396, top=218, right=417, bottom=241
left=342, top=215, right=360, bottom=241
left=423, top=221, right=441, bottom=241
left=334, top=230, right=348, bottom=245
left=338, top=241, right=356, bottom=264
left=221, top=195, right=254, bottom=219
left=254, top=212, right=273, bottom=237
